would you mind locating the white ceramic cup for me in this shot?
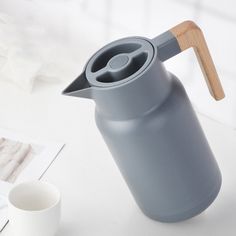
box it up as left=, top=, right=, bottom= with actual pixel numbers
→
left=8, top=181, right=61, bottom=236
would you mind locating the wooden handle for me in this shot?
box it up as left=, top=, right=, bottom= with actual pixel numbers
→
left=170, top=21, right=225, bottom=100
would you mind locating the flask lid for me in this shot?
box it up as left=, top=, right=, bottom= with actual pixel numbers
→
left=85, top=37, right=154, bottom=87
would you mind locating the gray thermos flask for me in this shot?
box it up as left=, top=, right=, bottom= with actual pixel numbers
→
left=63, top=21, right=225, bottom=222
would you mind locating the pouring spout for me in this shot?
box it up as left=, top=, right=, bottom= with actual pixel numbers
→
left=62, top=71, right=92, bottom=99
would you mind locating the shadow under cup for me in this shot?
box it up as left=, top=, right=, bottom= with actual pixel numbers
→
left=8, top=181, right=61, bottom=236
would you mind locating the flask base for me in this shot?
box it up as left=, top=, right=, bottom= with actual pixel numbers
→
left=140, top=174, right=222, bottom=223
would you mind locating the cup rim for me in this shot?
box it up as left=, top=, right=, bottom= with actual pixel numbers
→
left=8, top=181, right=61, bottom=213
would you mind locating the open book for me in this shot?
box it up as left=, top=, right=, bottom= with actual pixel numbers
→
left=0, top=128, right=64, bottom=231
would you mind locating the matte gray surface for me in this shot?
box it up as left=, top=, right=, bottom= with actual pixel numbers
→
left=153, top=31, right=181, bottom=61
left=63, top=34, right=222, bottom=222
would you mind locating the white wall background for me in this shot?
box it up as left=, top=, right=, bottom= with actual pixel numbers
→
left=0, top=0, right=235, bottom=127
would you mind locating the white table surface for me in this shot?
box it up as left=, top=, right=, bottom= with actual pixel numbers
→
left=0, top=80, right=235, bottom=236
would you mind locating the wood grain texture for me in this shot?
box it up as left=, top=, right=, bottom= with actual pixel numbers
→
left=170, top=21, right=225, bottom=100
